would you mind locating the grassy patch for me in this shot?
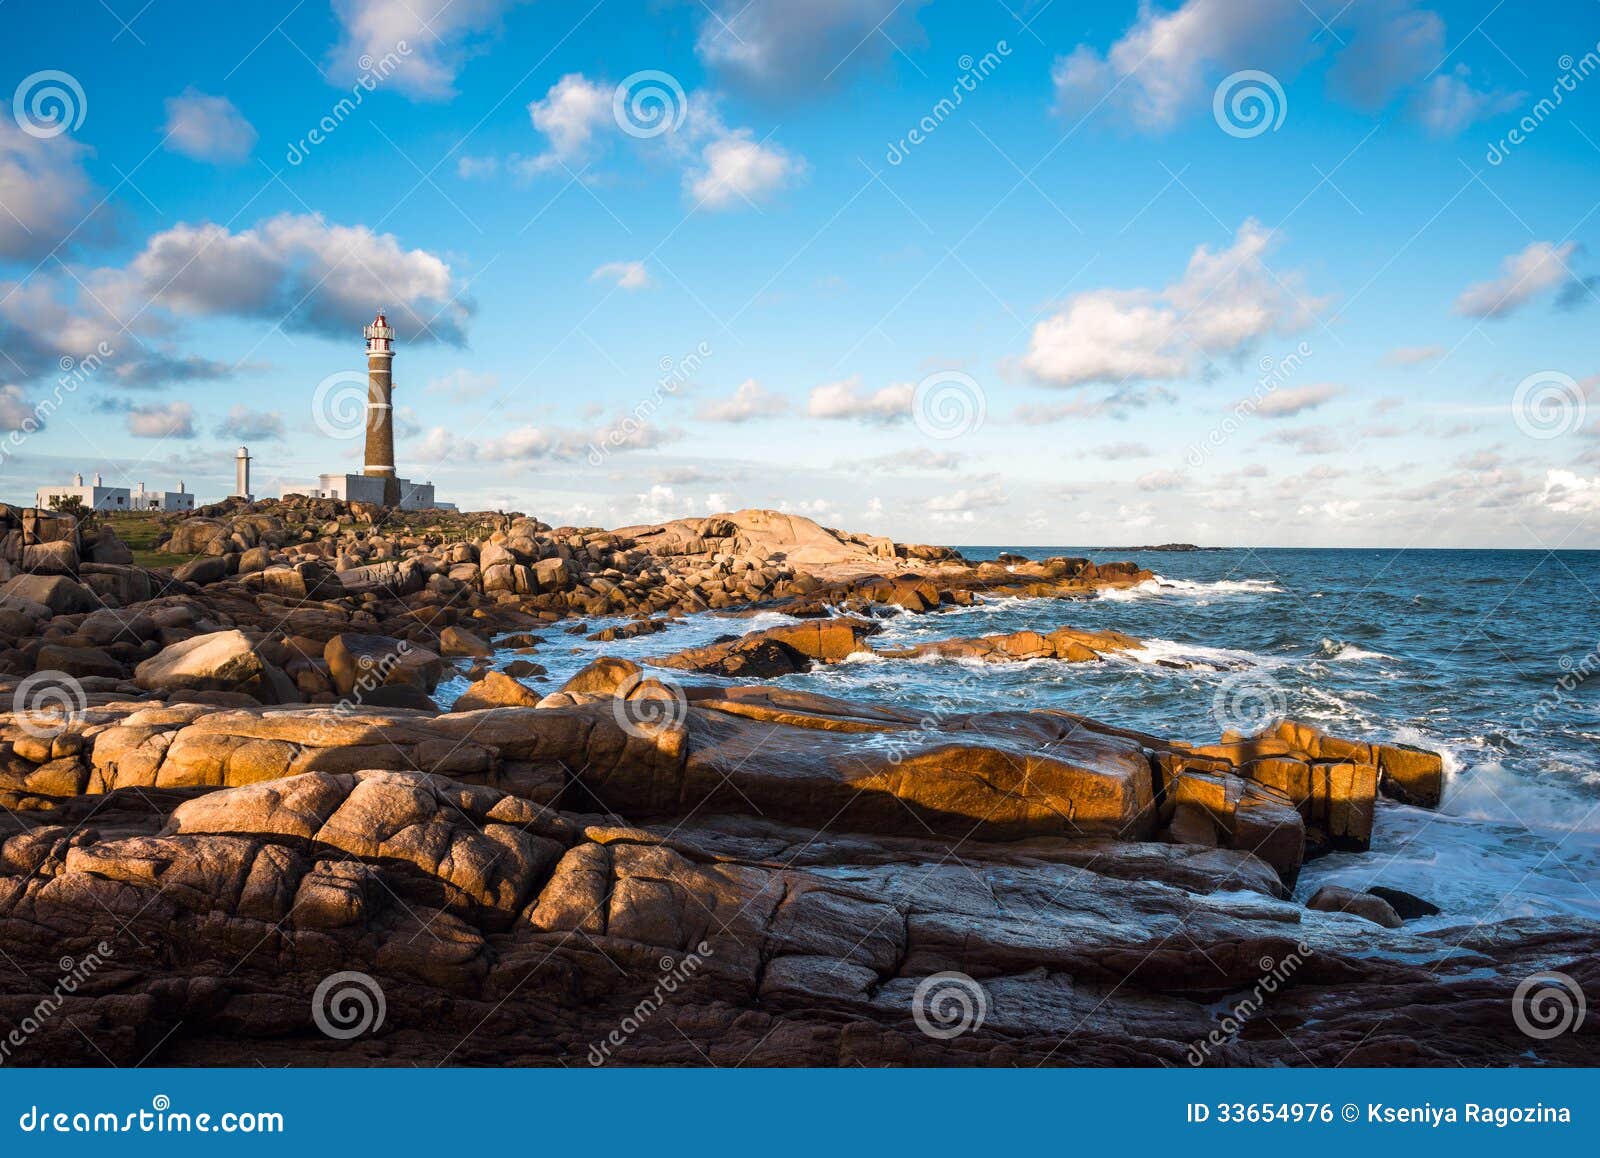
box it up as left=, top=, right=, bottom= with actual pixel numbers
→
left=104, top=512, right=192, bottom=570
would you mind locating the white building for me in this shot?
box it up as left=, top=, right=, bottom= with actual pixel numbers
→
left=130, top=480, right=195, bottom=512
left=36, top=472, right=196, bottom=513
left=36, top=473, right=130, bottom=512
left=287, top=473, right=456, bottom=511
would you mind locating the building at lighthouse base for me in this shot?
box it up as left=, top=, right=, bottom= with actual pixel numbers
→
left=284, top=473, right=456, bottom=511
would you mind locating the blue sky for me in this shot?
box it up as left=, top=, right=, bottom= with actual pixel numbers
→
left=1, top=0, right=1597, bottom=546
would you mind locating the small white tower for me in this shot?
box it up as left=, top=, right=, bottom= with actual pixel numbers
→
left=235, top=447, right=253, bottom=501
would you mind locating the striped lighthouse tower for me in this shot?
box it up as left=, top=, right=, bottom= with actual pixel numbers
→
left=362, top=309, right=400, bottom=506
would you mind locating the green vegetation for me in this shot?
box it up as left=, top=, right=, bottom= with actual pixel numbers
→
left=104, top=511, right=186, bottom=569
left=46, top=494, right=95, bottom=530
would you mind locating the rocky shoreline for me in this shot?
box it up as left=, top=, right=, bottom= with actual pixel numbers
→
left=0, top=500, right=1592, bottom=1067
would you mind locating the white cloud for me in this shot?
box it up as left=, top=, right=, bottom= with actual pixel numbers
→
left=1384, top=345, right=1444, bottom=366
left=1266, top=424, right=1343, bottom=455
left=107, top=212, right=471, bottom=343
left=807, top=377, right=913, bottom=423
left=623, top=484, right=737, bottom=524
left=0, top=122, right=97, bottom=260
left=857, top=448, right=964, bottom=472
left=456, top=155, right=499, bottom=179
left=696, top=379, right=789, bottom=422
left=1454, top=241, right=1579, bottom=319
left=686, top=132, right=800, bottom=209
left=1324, top=1, right=1443, bottom=111
left=1540, top=469, right=1600, bottom=513
left=590, top=261, right=653, bottom=291
left=0, top=385, right=41, bottom=432
left=328, top=0, right=524, bottom=99
left=1296, top=500, right=1363, bottom=522
left=1054, top=0, right=1453, bottom=130
left=428, top=369, right=497, bottom=401
left=1052, top=0, right=1309, bottom=130
left=517, top=74, right=801, bottom=212
left=1115, top=502, right=1155, bottom=529
left=1410, top=66, right=1519, bottom=136
left=1136, top=469, right=1184, bottom=492
left=417, top=414, right=679, bottom=464
left=1254, top=382, right=1341, bottom=417
left=1022, top=220, right=1321, bottom=387
left=926, top=483, right=1007, bottom=523
left=526, top=74, right=612, bottom=170
left=163, top=89, right=257, bottom=163
left=696, top=0, right=931, bottom=93
left=214, top=406, right=283, bottom=440
left=127, top=401, right=195, bottom=438
left=1095, top=441, right=1152, bottom=460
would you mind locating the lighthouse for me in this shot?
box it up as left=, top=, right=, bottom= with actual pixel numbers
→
left=235, top=446, right=252, bottom=500
left=282, top=312, right=455, bottom=510
left=363, top=310, right=399, bottom=506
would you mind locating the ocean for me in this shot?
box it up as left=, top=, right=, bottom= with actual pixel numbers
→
left=437, top=546, right=1600, bottom=931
